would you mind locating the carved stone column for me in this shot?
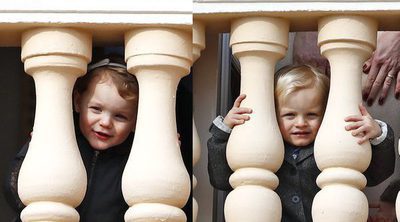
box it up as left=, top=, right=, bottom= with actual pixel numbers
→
left=19, top=28, right=91, bottom=222
left=224, top=17, right=288, bottom=222
left=123, top=27, right=192, bottom=222
left=313, top=15, right=377, bottom=222
left=192, top=20, right=205, bottom=222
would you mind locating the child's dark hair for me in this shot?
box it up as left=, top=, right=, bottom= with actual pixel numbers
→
left=74, top=58, right=139, bottom=101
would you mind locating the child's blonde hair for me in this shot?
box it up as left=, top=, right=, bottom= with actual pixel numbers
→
left=275, top=65, right=330, bottom=107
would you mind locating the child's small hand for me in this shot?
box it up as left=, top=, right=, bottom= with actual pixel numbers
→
left=344, top=103, right=382, bottom=144
left=223, top=94, right=253, bottom=129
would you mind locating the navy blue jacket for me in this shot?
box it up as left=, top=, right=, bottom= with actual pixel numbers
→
left=4, top=119, right=133, bottom=222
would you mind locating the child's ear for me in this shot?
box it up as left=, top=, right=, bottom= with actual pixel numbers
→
left=73, top=91, right=81, bottom=113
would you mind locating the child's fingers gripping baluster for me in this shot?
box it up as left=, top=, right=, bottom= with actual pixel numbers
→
left=344, top=103, right=382, bottom=144
left=223, top=94, right=253, bottom=129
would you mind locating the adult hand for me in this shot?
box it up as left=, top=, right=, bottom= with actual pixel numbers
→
left=362, top=31, right=400, bottom=105
left=293, top=32, right=330, bottom=75
left=368, top=201, right=396, bottom=222
left=223, top=94, right=252, bottom=129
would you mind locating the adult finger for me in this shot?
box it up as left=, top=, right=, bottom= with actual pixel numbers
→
left=363, top=56, right=383, bottom=101
left=395, top=70, right=400, bottom=99
left=233, top=94, right=246, bottom=107
left=378, top=67, right=396, bottom=105
left=363, top=57, right=372, bottom=74
left=366, top=61, right=390, bottom=105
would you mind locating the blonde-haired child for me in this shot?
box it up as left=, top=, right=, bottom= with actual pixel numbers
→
left=208, top=65, right=394, bottom=222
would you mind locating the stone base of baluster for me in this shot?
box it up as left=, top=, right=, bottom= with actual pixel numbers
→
left=312, top=184, right=368, bottom=222
left=21, top=201, right=79, bottom=222
left=125, top=203, right=186, bottom=222
left=225, top=185, right=281, bottom=222
left=312, top=167, right=368, bottom=222
left=312, top=168, right=368, bottom=222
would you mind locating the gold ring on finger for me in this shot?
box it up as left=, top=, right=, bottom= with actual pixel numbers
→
left=388, top=74, right=395, bottom=79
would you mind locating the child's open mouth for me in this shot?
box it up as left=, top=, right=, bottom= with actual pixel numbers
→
left=94, top=131, right=111, bottom=140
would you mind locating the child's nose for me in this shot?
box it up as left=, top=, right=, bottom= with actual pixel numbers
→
left=100, top=115, right=112, bottom=128
left=295, top=117, right=307, bottom=127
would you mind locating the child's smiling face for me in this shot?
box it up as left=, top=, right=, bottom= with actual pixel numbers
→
left=75, top=77, right=137, bottom=150
left=277, top=86, right=324, bottom=147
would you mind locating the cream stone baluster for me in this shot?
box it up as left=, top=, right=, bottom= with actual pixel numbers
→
left=123, top=27, right=192, bottom=222
left=313, top=15, right=377, bottom=222
left=193, top=20, right=205, bottom=63
left=224, top=17, right=288, bottom=222
left=18, top=28, right=91, bottom=222
left=192, top=20, right=205, bottom=222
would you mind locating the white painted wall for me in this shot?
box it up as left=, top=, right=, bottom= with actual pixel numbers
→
left=194, top=1, right=400, bottom=14
left=0, top=1, right=192, bottom=26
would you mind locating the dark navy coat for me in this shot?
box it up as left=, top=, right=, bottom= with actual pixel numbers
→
left=207, top=123, right=395, bottom=222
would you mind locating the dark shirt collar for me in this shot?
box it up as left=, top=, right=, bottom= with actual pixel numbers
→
left=284, top=142, right=314, bottom=165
